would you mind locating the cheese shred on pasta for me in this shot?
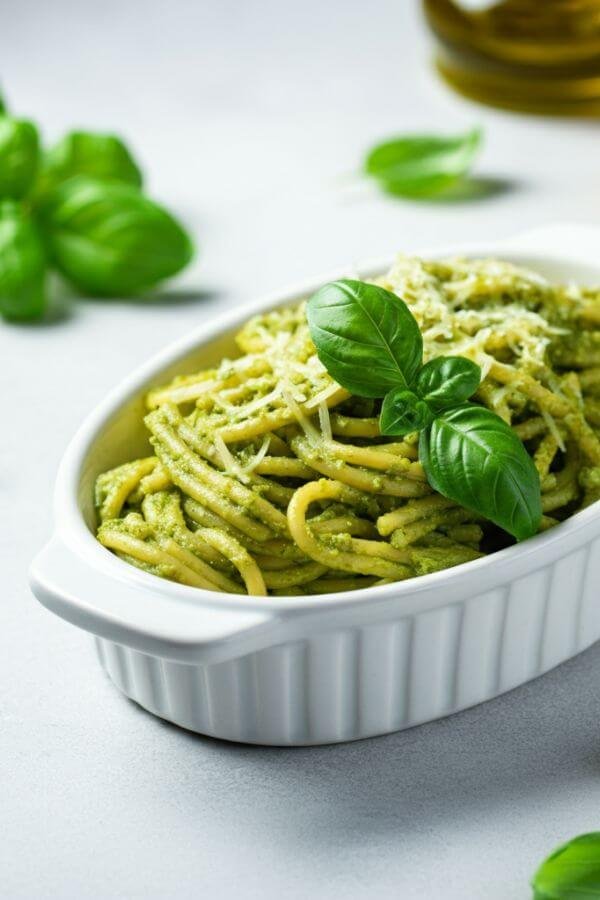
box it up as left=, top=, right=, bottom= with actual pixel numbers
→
left=95, top=256, right=600, bottom=596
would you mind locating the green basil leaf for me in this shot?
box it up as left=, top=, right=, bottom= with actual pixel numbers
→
left=0, top=201, right=46, bottom=321
left=38, top=130, right=142, bottom=196
left=419, top=404, right=542, bottom=540
left=416, top=356, right=481, bottom=410
left=38, top=176, right=193, bottom=296
left=380, top=388, right=433, bottom=436
left=532, top=833, right=600, bottom=899
left=307, top=280, right=423, bottom=398
left=365, top=127, right=482, bottom=198
left=0, top=117, right=40, bottom=200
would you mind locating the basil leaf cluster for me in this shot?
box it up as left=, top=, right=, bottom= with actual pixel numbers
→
left=531, top=832, right=600, bottom=899
left=365, top=127, right=482, bottom=198
left=0, top=96, right=193, bottom=321
left=307, top=280, right=542, bottom=541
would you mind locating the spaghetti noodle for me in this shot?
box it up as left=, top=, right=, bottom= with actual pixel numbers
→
left=95, top=256, right=600, bottom=596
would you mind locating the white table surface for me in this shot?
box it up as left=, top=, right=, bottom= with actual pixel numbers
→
left=3, top=2, right=600, bottom=897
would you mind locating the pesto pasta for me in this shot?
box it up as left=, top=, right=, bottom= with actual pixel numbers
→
left=95, top=256, right=600, bottom=596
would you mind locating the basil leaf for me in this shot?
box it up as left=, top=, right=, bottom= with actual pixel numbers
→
left=307, top=280, right=423, bottom=398
left=420, top=404, right=542, bottom=540
left=365, top=128, right=482, bottom=198
left=38, top=176, right=193, bottom=296
left=532, top=833, right=600, bottom=899
left=39, top=131, right=142, bottom=196
left=380, top=388, right=433, bottom=436
left=0, top=201, right=46, bottom=320
left=0, top=117, right=39, bottom=200
left=416, top=356, right=481, bottom=410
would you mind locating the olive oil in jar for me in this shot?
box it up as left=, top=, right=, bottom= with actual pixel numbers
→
left=423, top=0, right=600, bottom=115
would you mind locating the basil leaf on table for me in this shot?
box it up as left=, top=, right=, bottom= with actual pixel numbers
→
left=415, top=356, right=481, bottom=410
left=38, top=131, right=143, bottom=196
left=380, top=388, right=433, bottom=436
left=364, top=128, right=482, bottom=198
left=532, top=832, right=600, bottom=899
left=38, top=175, right=193, bottom=296
left=307, top=280, right=423, bottom=397
left=419, top=403, right=542, bottom=540
left=0, top=201, right=46, bottom=321
left=0, top=116, right=40, bottom=200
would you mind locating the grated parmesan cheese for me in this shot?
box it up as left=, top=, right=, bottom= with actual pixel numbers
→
left=318, top=402, right=333, bottom=441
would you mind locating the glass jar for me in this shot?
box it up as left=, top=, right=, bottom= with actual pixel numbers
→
left=423, top=0, right=600, bottom=116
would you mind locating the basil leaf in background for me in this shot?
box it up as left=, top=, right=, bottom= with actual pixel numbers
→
left=38, top=175, right=193, bottom=296
left=307, top=280, right=423, bottom=397
left=365, top=127, right=482, bottom=198
left=38, top=131, right=143, bottom=196
left=420, top=403, right=542, bottom=540
left=380, top=388, right=433, bottom=436
left=532, top=833, right=600, bottom=899
left=416, top=356, right=481, bottom=410
left=0, top=201, right=46, bottom=320
left=0, top=117, right=40, bottom=200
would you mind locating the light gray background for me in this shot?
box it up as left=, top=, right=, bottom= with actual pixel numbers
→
left=3, top=1, right=600, bottom=897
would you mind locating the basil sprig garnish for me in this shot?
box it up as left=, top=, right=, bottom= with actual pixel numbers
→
left=531, top=832, right=600, bottom=899
left=307, top=280, right=542, bottom=541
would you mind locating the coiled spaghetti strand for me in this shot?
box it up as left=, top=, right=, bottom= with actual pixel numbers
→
left=95, top=457, right=158, bottom=521
left=194, top=527, right=267, bottom=596
left=98, top=516, right=232, bottom=592
left=146, top=405, right=289, bottom=536
left=288, top=479, right=413, bottom=578
left=159, top=405, right=294, bottom=507
left=291, top=436, right=431, bottom=499
left=141, top=492, right=238, bottom=577
left=321, top=439, right=426, bottom=479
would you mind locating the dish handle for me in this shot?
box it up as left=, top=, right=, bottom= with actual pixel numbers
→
left=29, top=537, right=276, bottom=665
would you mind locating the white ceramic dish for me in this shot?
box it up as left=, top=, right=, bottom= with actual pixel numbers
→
left=30, top=224, right=600, bottom=745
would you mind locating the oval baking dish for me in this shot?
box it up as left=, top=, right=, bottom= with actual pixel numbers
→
left=30, top=224, right=600, bottom=745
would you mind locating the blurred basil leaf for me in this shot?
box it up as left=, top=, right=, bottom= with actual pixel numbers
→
left=532, top=833, right=600, bottom=899
left=0, top=201, right=46, bottom=320
left=365, top=127, right=482, bottom=198
left=39, top=131, right=143, bottom=196
left=0, top=117, right=40, bottom=200
left=38, top=175, right=193, bottom=296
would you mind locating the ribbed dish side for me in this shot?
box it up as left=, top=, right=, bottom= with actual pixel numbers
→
left=95, top=537, right=600, bottom=745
